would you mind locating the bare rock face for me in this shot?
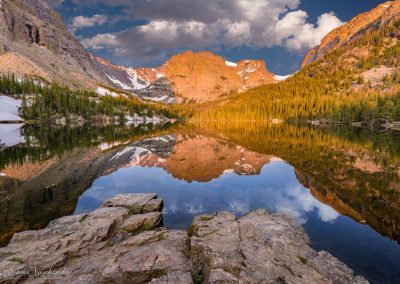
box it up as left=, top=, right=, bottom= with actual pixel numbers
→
left=0, top=193, right=189, bottom=283
left=164, top=51, right=276, bottom=103
left=0, top=0, right=105, bottom=88
left=120, top=212, right=163, bottom=234
left=99, top=230, right=192, bottom=284
left=0, top=194, right=368, bottom=283
left=135, top=78, right=176, bottom=104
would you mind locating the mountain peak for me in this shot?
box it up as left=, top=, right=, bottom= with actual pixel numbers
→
left=94, top=50, right=277, bottom=104
left=162, top=50, right=276, bottom=102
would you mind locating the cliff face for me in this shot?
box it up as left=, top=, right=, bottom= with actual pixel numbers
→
left=164, top=51, right=276, bottom=102
left=0, top=0, right=105, bottom=88
left=164, top=51, right=243, bottom=102
left=302, top=1, right=399, bottom=67
left=94, top=51, right=277, bottom=104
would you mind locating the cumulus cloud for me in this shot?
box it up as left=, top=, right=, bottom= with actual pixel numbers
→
left=68, top=14, right=108, bottom=34
left=81, top=33, right=119, bottom=50
left=73, top=0, right=344, bottom=65
left=271, top=11, right=345, bottom=50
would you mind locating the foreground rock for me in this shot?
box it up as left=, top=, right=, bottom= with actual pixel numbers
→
left=0, top=194, right=368, bottom=283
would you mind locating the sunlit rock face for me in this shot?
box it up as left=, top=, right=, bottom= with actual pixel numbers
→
left=302, top=1, right=400, bottom=67
left=102, top=134, right=275, bottom=182
left=163, top=51, right=276, bottom=102
left=94, top=50, right=277, bottom=103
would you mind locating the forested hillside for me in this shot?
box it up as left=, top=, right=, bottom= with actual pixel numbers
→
left=0, top=75, right=179, bottom=122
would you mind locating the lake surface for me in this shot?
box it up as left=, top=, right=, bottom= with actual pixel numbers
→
left=1, top=122, right=400, bottom=283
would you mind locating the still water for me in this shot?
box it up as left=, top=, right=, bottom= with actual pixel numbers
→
left=1, top=122, right=400, bottom=283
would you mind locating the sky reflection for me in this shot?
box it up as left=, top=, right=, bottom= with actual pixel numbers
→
left=76, top=160, right=339, bottom=227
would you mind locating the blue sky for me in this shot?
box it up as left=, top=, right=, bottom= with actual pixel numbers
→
left=49, top=0, right=387, bottom=74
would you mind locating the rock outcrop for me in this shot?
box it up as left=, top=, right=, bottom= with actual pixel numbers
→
left=0, top=193, right=368, bottom=283
left=135, top=78, right=176, bottom=104
left=302, top=1, right=399, bottom=67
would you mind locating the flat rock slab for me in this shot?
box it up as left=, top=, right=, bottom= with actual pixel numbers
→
left=102, top=193, right=163, bottom=214
left=0, top=194, right=368, bottom=284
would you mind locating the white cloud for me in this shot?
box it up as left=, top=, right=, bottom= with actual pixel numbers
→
left=223, top=21, right=252, bottom=47
left=271, top=11, right=344, bottom=50
left=68, top=14, right=108, bottom=34
left=75, top=0, right=344, bottom=64
left=81, top=33, right=119, bottom=50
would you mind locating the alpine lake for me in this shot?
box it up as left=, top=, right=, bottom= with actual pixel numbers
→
left=0, top=121, right=399, bottom=283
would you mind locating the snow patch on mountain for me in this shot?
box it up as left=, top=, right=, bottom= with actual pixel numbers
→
left=142, top=95, right=170, bottom=102
left=126, top=70, right=149, bottom=90
left=111, top=146, right=152, bottom=167
left=96, top=87, right=126, bottom=98
left=0, top=96, right=23, bottom=121
left=225, top=60, right=238, bottom=67
left=106, top=74, right=134, bottom=90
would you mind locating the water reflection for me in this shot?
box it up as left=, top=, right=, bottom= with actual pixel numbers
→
left=1, top=122, right=400, bottom=283
left=0, top=122, right=176, bottom=245
left=77, top=161, right=340, bottom=226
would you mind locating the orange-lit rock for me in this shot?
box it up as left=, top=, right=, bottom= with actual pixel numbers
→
left=302, top=1, right=397, bottom=67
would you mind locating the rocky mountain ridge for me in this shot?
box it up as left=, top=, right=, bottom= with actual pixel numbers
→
left=94, top=50, right=278, bottom=103
left=302, top=1, right=400, bottom=67
left=1, top=0, right=398, bottom=108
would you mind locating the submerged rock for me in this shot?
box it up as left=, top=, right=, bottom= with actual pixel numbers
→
left=0, top=194, right=368, bottom=283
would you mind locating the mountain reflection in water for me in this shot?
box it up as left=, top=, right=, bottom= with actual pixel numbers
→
left=1, top=122, right=400, bottom=283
